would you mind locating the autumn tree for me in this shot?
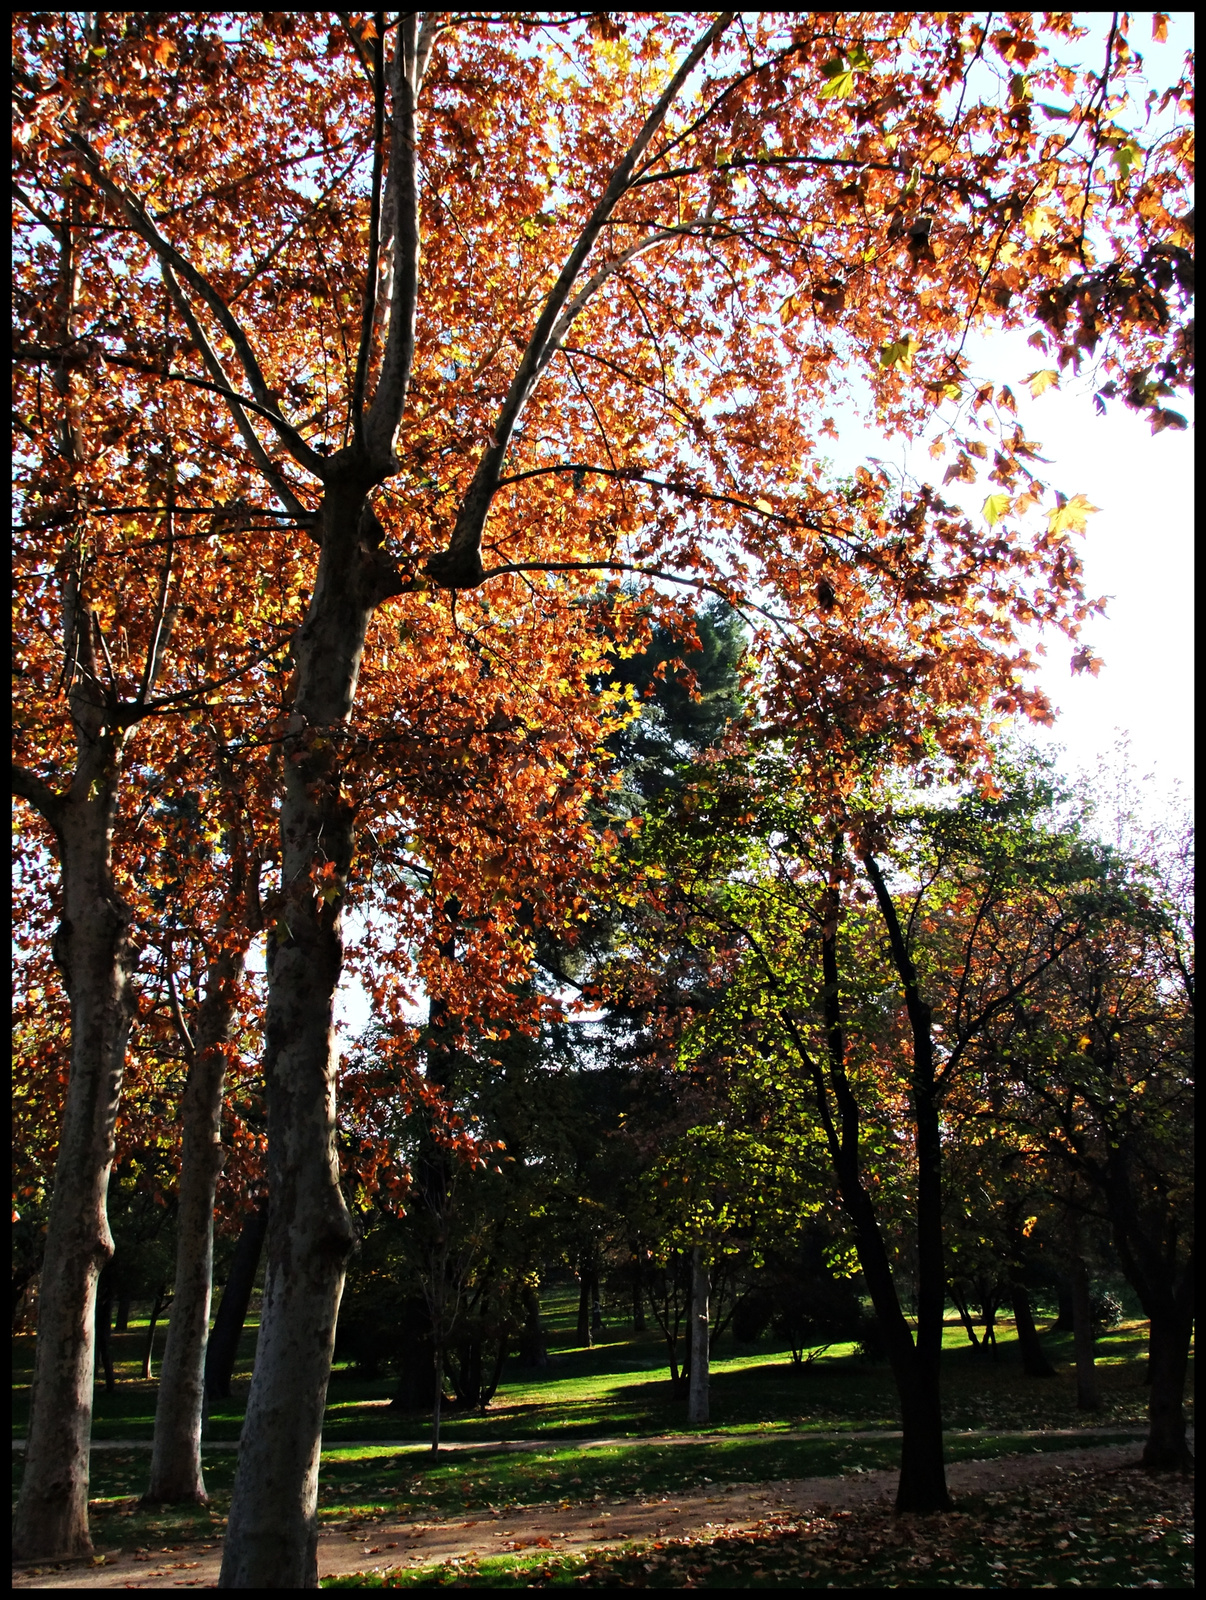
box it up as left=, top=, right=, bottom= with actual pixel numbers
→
left=989, top=846, right=1194, bottom=1470
left=13, top=10, right=1193, bottom=1578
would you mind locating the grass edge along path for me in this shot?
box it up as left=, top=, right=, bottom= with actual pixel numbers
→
left=12, top=1441, right=1191, bottom=1589
left=318, top=1450, right=1193, bottom=1590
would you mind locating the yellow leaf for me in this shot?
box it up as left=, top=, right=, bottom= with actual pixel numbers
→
left=1026, top=368, right=1060, bottom=399
left=754, top=498, right=774, bottom=514
left=1047, top=492, right=1098, bottom=537
left=982, top=493, right=1012, bottom=527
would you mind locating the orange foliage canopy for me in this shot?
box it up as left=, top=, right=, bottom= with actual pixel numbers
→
left=13, top=8, right=1194, bottom=1073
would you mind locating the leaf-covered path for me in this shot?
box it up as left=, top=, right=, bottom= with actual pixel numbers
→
left=9, top=1438, right=1171, bottom=1589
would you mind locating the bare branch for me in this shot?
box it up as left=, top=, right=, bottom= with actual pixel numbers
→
left=159, top=261, right=318, bottom=525
left=67, top=133, right=327, bottom=479
left=426, top=12, right=735, bottom=588
left=136, top=457, right=178, bottom=708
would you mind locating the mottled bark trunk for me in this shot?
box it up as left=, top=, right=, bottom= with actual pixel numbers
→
left=1143, top=1308, right=1194, bottom=1471
left=686, top=1245, right=710, bottom=1425
left=1070, top=1256, right=1101, bottom=1411
left=219, top=473, right=399, bottom=1589
left=146, top=993, right=238, bottom=1501
left=205, top=1199, right=269, bottom=1401
left=1010, top=1279, right=1056, bottom=1377
left=12, top=791, right=136, bottom=1561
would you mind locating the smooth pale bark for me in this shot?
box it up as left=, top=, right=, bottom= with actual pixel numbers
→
left=146, top=935, right=249, bottom=1502
left=11, top=776, right=137, bottom=1560
left=218, top=472, right=400, bottom=1590
left=1070, top=1256, right=1101, bottom=1411
left=141, top=1289, right=173, bottom=1380
left=686, top=1246, right=710, bottom=1425
left=205, top=1199, right=269, bottom=1400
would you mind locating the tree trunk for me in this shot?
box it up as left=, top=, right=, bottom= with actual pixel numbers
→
left=115, top=1294, right=133, bottom=1333
left=142, top=1288, right=173, bottom=1381
left=1052, top=1278, right=1075, bottom=1333
left=576, top=1263, right=593, bottom=1347
left=11, top=791, right=137, bottom=1562
left=686, top=1245, right=710, bottom=1425
left=205, top=1198, right=269, bottom=1401
left=854, top=853, right=952, bottom=1514
left=517, top=1283, right=547, bottom=1367
left=218, top=473, right=398, bottom=1589
left=632, top=1277, right=645, bottom=1333
left=1070, top=1256, right=1101, bottom=1411
left=95, top=1270, right=115, bottom=1394
left=1143, top=1307, right=1194, bottom=1471
left=1010, top=1280, right=1056, bottom=1377
left=147, top=776, right=257, bottom=1504
left=146, top=1025, right=229, bottom=1501
left=949, top=1287, right=980, bottom=1348
left=431, top=1344, right=444, bottom=1456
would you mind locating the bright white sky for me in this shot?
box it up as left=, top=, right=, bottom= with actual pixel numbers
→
left=822, top=12, right=1195, bottom=822
left=822, top=329, right=1195, bottom=816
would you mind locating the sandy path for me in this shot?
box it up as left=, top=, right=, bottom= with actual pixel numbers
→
left=11, top=1440, right=1149, bottom=1589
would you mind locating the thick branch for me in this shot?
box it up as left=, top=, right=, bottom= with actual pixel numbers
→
left=362, top=12, right=440, bottom=463
left=12, top=762, right=65, bottom=828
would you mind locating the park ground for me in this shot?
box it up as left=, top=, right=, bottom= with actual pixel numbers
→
left=11, top=1283, right=1194, bottom=1588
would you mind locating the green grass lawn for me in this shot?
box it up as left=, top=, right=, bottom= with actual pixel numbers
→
left=12, top=1286, right=1192, bottom=1573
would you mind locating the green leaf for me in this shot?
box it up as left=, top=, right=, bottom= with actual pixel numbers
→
left=878, top=335, right=918, bottom=372
left=818, top=65, right=857, bottom=100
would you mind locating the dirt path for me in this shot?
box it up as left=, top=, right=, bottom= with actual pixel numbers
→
left=11, top=1440, right=1150, bottom=1589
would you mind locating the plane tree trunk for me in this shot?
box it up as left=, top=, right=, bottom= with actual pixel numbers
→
left=10, top=766, right=138, bottom=1560
left=217, top=469, right=402, bottom=1589
left=147, top=837, right=259, bottom=1504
